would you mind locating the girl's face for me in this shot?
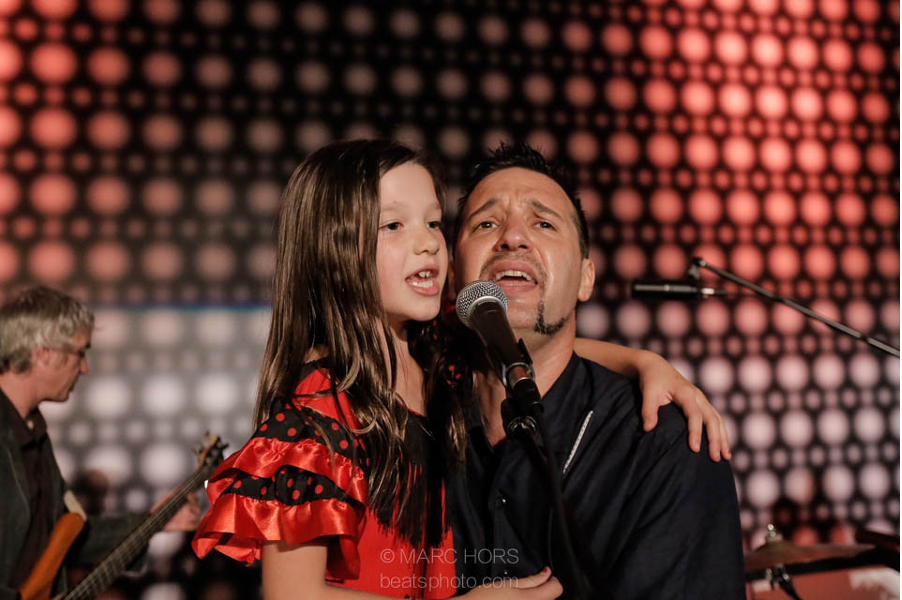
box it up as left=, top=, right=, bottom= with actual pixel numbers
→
left=376, top=162, right=448, bottom=332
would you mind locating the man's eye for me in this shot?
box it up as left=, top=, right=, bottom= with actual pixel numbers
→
left=537, top=220, right=554, bottom=229
left=476, top=221, right=495, bottom=229
left=382, top=222, right=401, bottom=231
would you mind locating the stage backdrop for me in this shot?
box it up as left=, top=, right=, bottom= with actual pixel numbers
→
left=0, top=0, right=898, bottom=595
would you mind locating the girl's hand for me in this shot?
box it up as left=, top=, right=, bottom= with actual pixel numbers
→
left=635, top=351, right=731, bottom=462
left=463, top=567, right=562, bottom=599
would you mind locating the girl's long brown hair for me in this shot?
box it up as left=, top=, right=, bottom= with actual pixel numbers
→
left=254, top=139, right=465, bottom=547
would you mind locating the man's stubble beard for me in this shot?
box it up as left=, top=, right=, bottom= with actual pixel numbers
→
left=533, top=298, right=568, bottom=335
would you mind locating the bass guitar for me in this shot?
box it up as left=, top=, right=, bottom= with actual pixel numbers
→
left=19, top=434, right=226, bottom=600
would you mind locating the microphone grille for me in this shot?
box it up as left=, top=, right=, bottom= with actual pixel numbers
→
left=455, top=280, right=508, bottom=328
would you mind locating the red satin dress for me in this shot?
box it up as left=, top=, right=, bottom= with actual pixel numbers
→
left=192, top=365, right=456, bottom=598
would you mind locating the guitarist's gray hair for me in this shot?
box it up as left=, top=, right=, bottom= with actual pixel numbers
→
left=0, top=285, right=94, bottom=374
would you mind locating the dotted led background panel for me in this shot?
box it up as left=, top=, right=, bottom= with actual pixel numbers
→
left=0, top=0, right=898, bottom=596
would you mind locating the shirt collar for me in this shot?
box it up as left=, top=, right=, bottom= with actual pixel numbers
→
left=465, top=353, right=590, bottom=456
left=0, top=387, right=48, bottom=448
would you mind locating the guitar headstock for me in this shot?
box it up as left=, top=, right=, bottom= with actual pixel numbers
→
left=195, top=433, right=228, bottom=470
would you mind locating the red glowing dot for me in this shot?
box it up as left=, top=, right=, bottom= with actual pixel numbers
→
left=835, top=193, right=865, bottom=226
left=840, top=247, right=869, bottom=279
left=0, top=40, right=22, bottom=80
left=830, top=141, right=861, bottom=174
left=0, top=106, right=22, bottom=146
left=611, top=188, right=644, bottom=222
left=826, top=90, right=857, bottom=122
left=644, top=79, right=676, bottom=113
left=0, top=174, right=19, bottom=214
left=29, top=241, right=75, bottom=281
left=749, top=0, right=779, bottom=14
left=804, top=246, right=836, bottom=279
left=33, top=0, right=77, bottom=18
left=865, top=144, right=894, bottom=174
left=87, top=111, right=131, bottom=149
left=86, top=241, right=130, bottom=281
left=756, top=86, right=788, bottom=119
left=681, top=81, right=715, bottom=115
left=87, top=176, right=129, bottom=215
left=799, top=192, right=831, bottom=226
left=876, top=248, right=899, bottom=278
left=790, top=88, right=823, bottom=121
left=820, top=0, right=848, bottom=20
left=795, top=139, right=827, bottom=173
left=715, top=31, right=747, bottom=64
left=685, top=135, right=718, bottom=170
left=871, top=194, right=898, bottom=225
left=719, top=83, right=752, bottom=117
left=853, top=0, right=881, bottom=22
left=787, top=36, right=818, bottom=70
left=768, top=245, right=800, bottom=279
left=722, top=136, right=756, bottom=171
left=640, top=26, right=673, bottom=60
left=650, top=188, right=683, bottom=223
left=822, top=39, right=853, bottom=71
left=30, top=174, right=76, bottom=215
left=0, top=243, right=18, bottom=282
left=688, top=189, right=722, bottom=224
left=647, top=133, right=680, bottom=168
left=30, top=43, right=77, bottom=83
left=605, top=77, right=636, bottom=110
left=763, top=191, right=796, bottom=225
left=608, top=132, right=640, bottom=166
left=861, top=93, right=889, bottom=123
left=751, top=33, right=784, bottom=67
left=30, top=108, right=77, bottom=148
left=601, top=23, right=632, bottom=55
left=731, top=244, right=765, bottom=280
left=613, top=245, right=647, bottom=280
left=677, top=28, right=710, bottom=62
left=567, top=131, right=599, bottom=163
left=726, top=190, right=759, bottom=225
left=760, top=138, right=792, bottom=172
left=88, top=48, right=130, bottom=85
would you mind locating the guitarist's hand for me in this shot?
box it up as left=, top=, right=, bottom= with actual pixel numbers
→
left=152, top=491, right=202, bottom=532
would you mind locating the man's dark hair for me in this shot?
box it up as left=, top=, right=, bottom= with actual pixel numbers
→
left=454, top=141, right=590, bottom=258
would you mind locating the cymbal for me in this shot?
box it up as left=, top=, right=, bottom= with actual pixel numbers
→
left=745, top=538, right=875, bottom=573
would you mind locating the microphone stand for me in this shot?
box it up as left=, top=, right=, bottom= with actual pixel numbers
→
left=499, top=343, right=594, bottom=600
left=691, top=257, right=900, bottom=358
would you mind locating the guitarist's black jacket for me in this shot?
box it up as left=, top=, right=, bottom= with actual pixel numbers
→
left=0, top=387, right=142, bottom=600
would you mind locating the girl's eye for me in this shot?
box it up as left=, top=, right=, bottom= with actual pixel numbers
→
left=428, top=220, right=442, bottom=230
left=382, top=222, right=401, bottom=231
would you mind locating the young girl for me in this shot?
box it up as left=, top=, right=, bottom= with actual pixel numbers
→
left=192, top=139, right=727, bottom=599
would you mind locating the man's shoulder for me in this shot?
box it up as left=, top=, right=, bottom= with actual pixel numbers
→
left=577, top=356, right=690, bottom=449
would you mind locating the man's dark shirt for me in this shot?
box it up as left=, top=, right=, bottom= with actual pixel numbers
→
left=450, top=354, right=745, bottom=599
left=0, top=389, right=56, bottom=589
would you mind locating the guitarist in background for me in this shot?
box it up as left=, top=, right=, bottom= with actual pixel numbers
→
left=0, top=286, right=200, bottom=600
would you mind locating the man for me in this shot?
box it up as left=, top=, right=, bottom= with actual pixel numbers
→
left=0, top=286, right=200, bottom=600
left=449, top=143, right=745, bottom=599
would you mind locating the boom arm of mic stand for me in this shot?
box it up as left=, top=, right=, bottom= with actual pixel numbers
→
left=691, top=257, right=900, bottom=357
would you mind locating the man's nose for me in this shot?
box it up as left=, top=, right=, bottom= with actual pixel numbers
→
left=494, top=218, right=530, bottom=252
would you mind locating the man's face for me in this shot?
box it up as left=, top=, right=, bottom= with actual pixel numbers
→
left=39, top=328, right=91, bottom=403
left=453, top=167, right=594, bottom=339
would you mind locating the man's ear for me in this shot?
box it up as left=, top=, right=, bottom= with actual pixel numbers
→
left=577, top=256, right=595, bottom=302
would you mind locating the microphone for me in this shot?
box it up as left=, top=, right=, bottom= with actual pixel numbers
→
left=630, top=279, right=728, bottom=300
left=455, top=281, right=542, bottom=425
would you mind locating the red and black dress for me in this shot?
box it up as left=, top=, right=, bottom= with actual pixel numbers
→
left=192, top=363, right=456, bottom=598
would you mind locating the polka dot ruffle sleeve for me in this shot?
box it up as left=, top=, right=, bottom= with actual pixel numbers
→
left=192, top=367, right=369, bottom=581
